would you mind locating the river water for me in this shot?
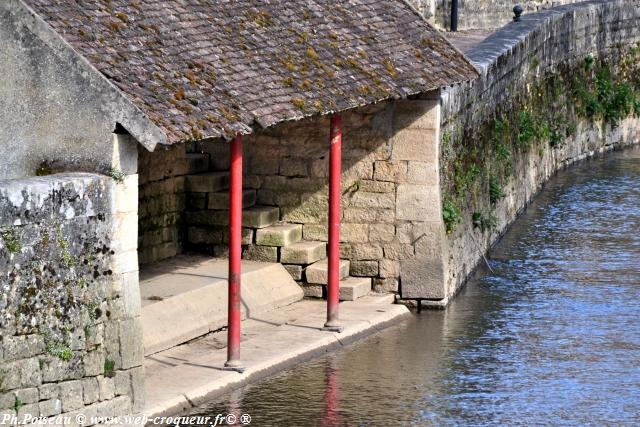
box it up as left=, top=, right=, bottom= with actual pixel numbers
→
left=183, top=147, right=640, bottom=426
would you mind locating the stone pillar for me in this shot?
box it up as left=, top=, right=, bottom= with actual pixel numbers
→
left=109, top=133, right=145, bottom=413
left=392, top=99, right=450, bottom=300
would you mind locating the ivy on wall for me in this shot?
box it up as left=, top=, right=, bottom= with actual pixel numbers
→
left=441, top=44, right=640, bottom=234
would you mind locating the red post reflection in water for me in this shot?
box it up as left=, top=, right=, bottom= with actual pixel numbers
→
left=321, top=358, right=342, bottom=427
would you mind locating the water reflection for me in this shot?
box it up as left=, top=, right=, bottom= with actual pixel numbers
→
left=181, top=147, right=640, bottom=426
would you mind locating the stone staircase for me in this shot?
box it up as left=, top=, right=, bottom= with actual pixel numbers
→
left=184, top=166, right=371, bottom=301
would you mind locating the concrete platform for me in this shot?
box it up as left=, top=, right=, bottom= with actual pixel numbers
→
left=144, top=294, right=409, bottom=417
left=140, top=255, right=303, bottom=355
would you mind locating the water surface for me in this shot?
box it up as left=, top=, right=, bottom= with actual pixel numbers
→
left=184, top=147, right=640, bottom=426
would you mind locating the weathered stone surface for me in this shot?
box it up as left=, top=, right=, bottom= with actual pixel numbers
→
left=340, top=243, right=384, bottom=260
left=2, top=335, right=45, bottom=361
left=369, top=224, right=395, bottom=242
left=283, top=265, right=303, bottom=281
left=280, top=241, right=326, bottom=264
left=14, top=388, right=38, bottom=404
left=301, top=284, right=324, bottom=298
left=82, top=378, right=100, bottom=405
left=119, top=318, right=143, bottom=370
left=184, top=172, right=229, bottom=192
left=186, top=153, right=210, bottom=174
left=207, top=189, right=256, bottom=210
left=340, top=223, right=369, bottom=243
left=379, top=259, right=400, bottom=278
left=59, top=380, right=83, bottom=412
left=39, top=399, right=62, bottom=417
left=339, top=277, right=372, bottom=301
left=305, top=259, right=350, bottom=285
left=243, top=206, right=280, bottom=228
left=114, top=371, right=131, bottom=397
left=391, top=129, right=436, bottom=162
left=373, top=161, right=407, bottom=183
left=97, top=376, right=115, bottom=402
left=38, top=384, right=59, bottom=401
left=400, top=258, right=446, bottom=299
left=303, top=224, right=328, bottom=241
left=256, top=224, right=302, bottom=247
left=396, top=184, right=440, bottom=221
left=373, top=277, right=399, bottom=293
left=242, top=245, right=279, bottom=262
left=350, top=260, right=379, bottom=277
left=130, top=367, right=145, bottom=413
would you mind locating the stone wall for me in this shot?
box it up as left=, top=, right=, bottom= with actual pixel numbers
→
left=0, top=172, right=143, bottom=423
left=409, top=0, right=584, bottom=30
left=193, top=99, right=441, bottom=295
left=436, top=0, right=640, bottom=303
left=138, top=144, right=188, bottom=266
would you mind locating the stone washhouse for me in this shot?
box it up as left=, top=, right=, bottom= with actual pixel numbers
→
left=0, top=0, right=477, bottom=419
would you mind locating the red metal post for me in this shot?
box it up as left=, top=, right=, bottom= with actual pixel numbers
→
left=225, top=135, right=244, bottom=371
left=324, top=115, right=343, bottom=333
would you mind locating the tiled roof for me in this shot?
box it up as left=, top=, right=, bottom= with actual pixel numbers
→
left=24, top=0, right=478, bottom=143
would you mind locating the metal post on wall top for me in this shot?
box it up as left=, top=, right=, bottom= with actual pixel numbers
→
left=451, top=0, right=459, bottom=32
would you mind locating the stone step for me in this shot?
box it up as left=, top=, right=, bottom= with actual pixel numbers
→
left=338, top=277, right=371, bottom=301
left=186, top=205, right=279, bottom=228
left=207, top=189, right=256, bottom=210
left=280, top=241, right=326, bottom=265
left=140, top=255, right=303, bottom=355
left=187, top=226, right=254, bottom=245
left=256, top=223, right=302, bottom=247
left=186, top=153, right=210, bottom=174
left=185, top=172, right=229, bottom=193
left=244, top=206, right=280, bottom=229
left=305, top=259, right=350, bottom=285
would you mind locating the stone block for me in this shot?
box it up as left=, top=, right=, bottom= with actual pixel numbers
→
left=400, top=258, right=446, bottom=299
left=187, top=193, right=207, bottom=210
left=359, top=180, right=395, bottom=193
left=59, top=380, right=83, bottom=412
left=112, top=213, right=138, bottom=252
left=97, top=376, right=115, bottom=402
left=379, top=259, right=400, bottom=278
left=281, top=194, right=329, bottom=223
left=350, top=260, right=379, bottom=277
left=396, top=184, right=441, bottom=221
left=207, top=189, right=256, bottom=210
left=339, top=277, right=371, bottom=301
left=82, top=378, right=99, bottom=405
left=14, top=388, right=38, bottom=404
left=369, top=224, right=395, bottom=242
left=2, top=335, right=45, bottom=361
left=114, top=174, right=138, bottom=214
left=374, top=161, right=407, bottom=183
left=305, top=259, right=350, bottom=284
left=373, top=277, right=399, bottom=293
left=114, top=371, right=130, bottom=397
left=340, top=223, right=369, bottom=243
left=280, top=158, right=309, bottom=177
left=130, top=366, right=145, bottom=413
left=407, top=161, right=438, bottom=185
left=111, top=250, right=138, bottom=274
left=303, top=224, right=328, bottom=241
left=393, top=100, right=439, bottom=130
left=39, top=399, right=62, bottom=417
left=186, top=153, right=210, bottom=174
left=17, top=402, right=39, bottom=419
left=119, top=318, right=143, bottom=370
left=340, top=243, right=383, bottom=260
left=0, top=393, right=14, bottom=410
left=121, top=271, right=141, bottom=318
left=185, top=172, right=229, bottom=192
left=38, top=384, right=59, bottom=401
left=301, top=284, right=324, bottom=298
left=242, top=245, right=278, bottom=262
left=83, top=349, right=104, bottom=377
left=343, top=208, right=395, bottom=224
left=283, top=265, right=303, bottom=281
left=243, top=206, right=280, bottom=228
left=347, top=192, right=395, bottom=209
left=280, top=241, right=326, bottom=264
left=383, top=243, right=414, bottom=260
left=256, top=224, right=302, bottom=247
